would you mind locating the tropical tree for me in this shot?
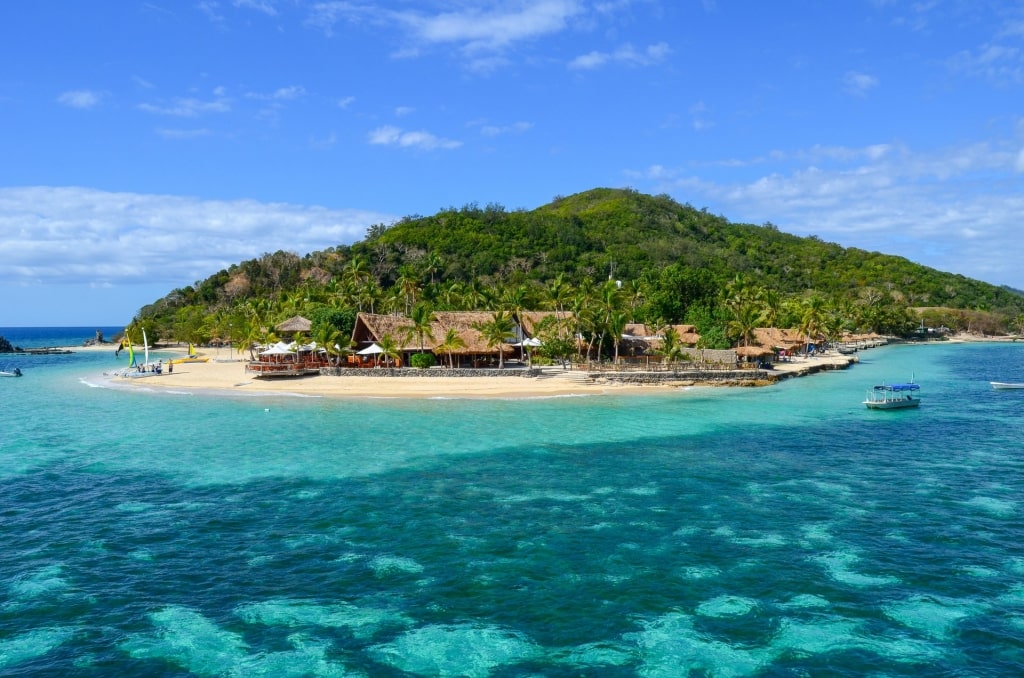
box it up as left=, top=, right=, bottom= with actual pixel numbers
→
left=376, top=333, right=401, bottom=368
left=473, top=311, right=515, bottom=369
left=437, top=327, right=467, bottom=368
left=403, top=302, right=437, bottom=354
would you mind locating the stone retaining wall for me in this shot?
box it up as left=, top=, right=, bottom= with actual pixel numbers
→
left=320, top=367, right=538, bottom=378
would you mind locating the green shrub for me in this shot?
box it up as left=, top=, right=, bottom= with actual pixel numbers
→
left=409, top=352, right=436, bottom=369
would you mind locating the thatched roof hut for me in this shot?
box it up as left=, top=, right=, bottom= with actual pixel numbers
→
left=276, top=315, right=312, bottom=333
left=752, top=327, right=808, bottom=351
left=621, top=323, right=702, bottom=352
left=351, top=312, right=517, bottom=358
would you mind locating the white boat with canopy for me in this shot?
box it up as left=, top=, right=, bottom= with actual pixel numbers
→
left=864, top=382, right=921, bottom=409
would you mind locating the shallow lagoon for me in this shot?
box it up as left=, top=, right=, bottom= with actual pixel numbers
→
left=2, top=338, right=1023, bottom=675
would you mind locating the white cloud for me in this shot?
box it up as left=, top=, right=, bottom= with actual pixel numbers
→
left=234, top=0, right=279, bottom=16
left=394, top=0, right=583, bottom=52
left=395, top=106, right=415, bottom=117
left=337, top=96, right=356, bottom=109
left=138, top=95, right=231, bottom=117
left=843, top=71, right=879, bottom=96
left=477, top=121, right=533, bottom=137
left=0, top=187, right=394, bottom=286
left=57, top=90, right=103, bottom=109
left=368, top=125, right=461, bottom=150
left=569, top=42, right=670, bottom=70
left=637, top=139, right=1024, bottom=287
left=307, top=0, right=584, bottom=56
left=246, top=85, right=307, bottom=101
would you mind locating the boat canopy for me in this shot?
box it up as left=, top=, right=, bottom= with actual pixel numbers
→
left=873, top=383, right=920, bottom=392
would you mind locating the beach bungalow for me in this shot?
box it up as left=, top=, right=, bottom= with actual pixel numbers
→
left=275, top=315, right=313, bottom=335
left=620, top=324, right=702, bottom=355
left=750, top=327, right=822, bottom=361
left=350, top=312, right=528, bottom=368
left=244, top=339, right=330, bottom=377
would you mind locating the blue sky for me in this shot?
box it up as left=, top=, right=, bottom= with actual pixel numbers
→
left=2, top=1, right=1023, bottom=326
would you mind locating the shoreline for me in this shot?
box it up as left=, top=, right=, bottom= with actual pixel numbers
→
left=79, top=342, right=861, bottom=400
left=59, top=333, right=1020, bottom=399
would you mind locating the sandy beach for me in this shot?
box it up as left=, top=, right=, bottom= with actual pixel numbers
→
left=81, top=342, right=860, bottom=399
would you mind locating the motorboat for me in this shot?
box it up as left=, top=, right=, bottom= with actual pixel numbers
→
left=0, top=367, right=22, bottom=377
left=864, top=382, right=920, bottom=409
left=990, top=381, right=1024, bottom=390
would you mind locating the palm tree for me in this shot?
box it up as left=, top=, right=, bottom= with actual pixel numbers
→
left=376, top=333, right=401, bottom=368
left=403, top=302, right=437, bottom=355
left=437, top=327, right=467, bottom=368
left=727, top=301, right=760, bottom=348
left=473, top=311, right=514, bottom=369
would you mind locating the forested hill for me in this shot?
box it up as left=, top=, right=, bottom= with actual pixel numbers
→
left=359, top=187, right=1013, bottom=307
left=137, top=188, right=1024, bottom=345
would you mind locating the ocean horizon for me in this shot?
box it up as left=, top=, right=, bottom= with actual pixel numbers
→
left=2, top=334, right=1023, bottom=675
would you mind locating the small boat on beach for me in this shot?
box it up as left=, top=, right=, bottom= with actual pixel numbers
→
left=0, top=367, right=22, bottom=377
left=170, top=344, right=210, bottom=364
left=990, top=381, right=1024, bottom=390
left=864, top=382, right=921, bottom=410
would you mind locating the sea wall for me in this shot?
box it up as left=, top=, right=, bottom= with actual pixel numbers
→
left=320, top=367, right=538, bottom=378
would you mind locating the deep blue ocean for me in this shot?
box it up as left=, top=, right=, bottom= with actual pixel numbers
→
left=2, top=328, right=1024, bottom=676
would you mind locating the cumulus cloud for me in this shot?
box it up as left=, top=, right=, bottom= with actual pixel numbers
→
left=843, top=71, right=879, bottom=96
left=568, top=42, right=671, bottom=70
left=57, top=90, right=103, bottom=109
left=0, top=187, right=395, bottom=286
left=245, top=85, right=307, bottom=101
left=138, top=95, right=232, bottom=117
left=368, top=125, right=462, bottom=150
left=307, top=0, right=583, bottom=57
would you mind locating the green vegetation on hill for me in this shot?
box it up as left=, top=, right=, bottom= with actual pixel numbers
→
left=131, top=188, right=1024, bottom=354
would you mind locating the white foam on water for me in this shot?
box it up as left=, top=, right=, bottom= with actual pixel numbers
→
left=235, top=599, right=413, bottom=639
left=368, top=555, right=425, bottom=578
left=812, top=550, right=900, bottom=587
left=7, top=564, right=69, bottom=601
left=882, top=594, right=987, bottom=639
left=695, top=595, right=759, bottom=618
left=121, top=606, right=249, bottom=676
left=367, top=623, right=541, bottom=677
left=780, top=594, right=830, bottom=609
left=628, top=612, right=769, bottom=677
left=0, top=626, right=76, bottom=671
left=962, top=495, right=1016, bottom=517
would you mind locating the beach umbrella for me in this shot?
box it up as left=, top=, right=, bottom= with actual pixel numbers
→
left=357, top=343, right=385, bottom=355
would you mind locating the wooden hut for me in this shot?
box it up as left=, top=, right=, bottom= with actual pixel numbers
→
left=349, top=312, right=521, bottom=368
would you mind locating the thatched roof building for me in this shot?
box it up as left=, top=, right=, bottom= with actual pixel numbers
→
left=351, top=312, right=525, bottom=366
left=276, top=315, right=312, bottom=333
left=621, top=323, right=702, bottom=353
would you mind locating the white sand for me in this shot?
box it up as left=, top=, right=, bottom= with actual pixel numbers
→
left=82, top=342, right=859, bottom=399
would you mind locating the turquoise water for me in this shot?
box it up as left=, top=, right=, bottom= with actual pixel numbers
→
left=2, top=337, right=1024, bottom=676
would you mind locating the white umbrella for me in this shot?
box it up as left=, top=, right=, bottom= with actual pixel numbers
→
left=357, top=343, right=385, bottom=355
left=522, top=337, right=542, bottom=347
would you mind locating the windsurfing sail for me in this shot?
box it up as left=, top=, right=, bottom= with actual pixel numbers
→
left=188, top=343, right=197, bottom=358
left=127, top=335, right=136, bottom=368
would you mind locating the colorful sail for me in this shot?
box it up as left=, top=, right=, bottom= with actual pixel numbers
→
left=127, top=337, right=136, bottom=368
